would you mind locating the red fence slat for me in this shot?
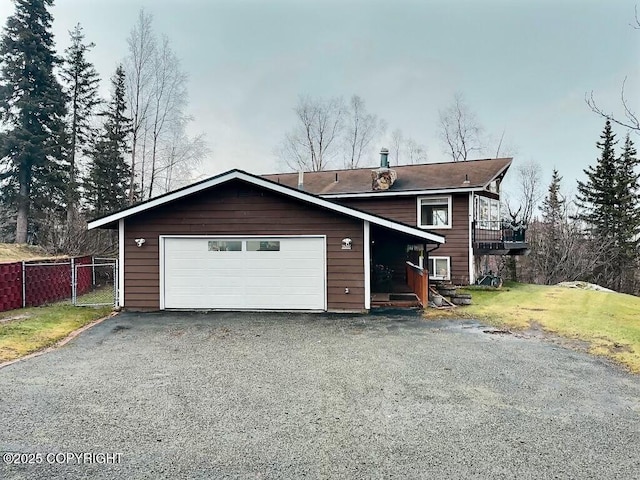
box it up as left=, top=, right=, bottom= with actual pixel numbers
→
left=0, top=255, right=111, bottom=313
left=0, top=262, right=22, bottom=312
left=75, top=256, right=93, bottom=296
left=24, top=261, right=72, bottom=307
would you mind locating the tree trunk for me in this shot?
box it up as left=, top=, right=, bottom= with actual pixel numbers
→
left=128, top=133, right=137, bottom=204
left=506, top=255, right=518, bottom=282
left=67, top=88, right=79, bottom=230
left=15, top=164, right=30, bottom=244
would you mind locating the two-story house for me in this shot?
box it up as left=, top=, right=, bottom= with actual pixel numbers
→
left=87, top=151, right=527, bottom=312
left=264, top=150, right=527, bottom=288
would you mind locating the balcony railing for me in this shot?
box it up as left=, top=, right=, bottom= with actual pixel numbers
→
left=472, top=221, right=528, bottom=254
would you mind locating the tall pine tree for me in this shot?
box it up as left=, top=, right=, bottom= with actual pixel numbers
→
left=60, top=23, right=100, bottom=231
left=85, top=65, right=131, bottom=217
left=533, top=169, right=567, bottom=284
left=614, top=134, right=640, bottom=292
left=576, top=120, right=640, bottom=292
left=541, top=169, right=565, bottom=231
left=576, top=120, right=618, bottom=238
left=0, top=0, right=67, bottom=244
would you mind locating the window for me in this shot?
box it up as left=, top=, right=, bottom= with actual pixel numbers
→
left=208, top=240, right=242, bottom=251
left=247, top=240, right=280, bottom=251
left=418, top=196, right=451, bottom=229
left=428, top=256, right=450, bottom=281
left=476, top=196, right=500, bottom=230
left=490, top=198, right=500, bottom=224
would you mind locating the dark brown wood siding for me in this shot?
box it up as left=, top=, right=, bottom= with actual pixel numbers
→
left=434, top=194, right=470, bottom=285
left=337, top=193, right=471, bottom=285
left=337, top=196, right=417, bottom=225
left=124, top=180, right=365, bottom=311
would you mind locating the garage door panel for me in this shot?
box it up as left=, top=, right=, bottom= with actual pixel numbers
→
left=163, top=237, right=325, bottom=310
left=169, top=271, right=247, bottom=285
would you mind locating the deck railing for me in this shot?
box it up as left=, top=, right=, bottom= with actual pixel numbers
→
left=472, top=221, right=527, bottom=244
left=406, top=262, right=428, bottom=307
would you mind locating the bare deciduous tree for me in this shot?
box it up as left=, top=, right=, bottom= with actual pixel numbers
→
left=147, top=36, right=187, bottom=198
left=438, top=92, right=485, bottom=161
left=279, top=95, right=345, bottom=172
left=388, top=128, right=427, bottom=165
left=125, top=9, right=207, bottom=200
left=343, top=95, right=386, bottom=169
left=501, top=160, right=543, bottom=281
left=390, top=129, right=403, bottom=165
left=405, top=138, right=428, bottom=164
left=125, top=8, right=156, bottom=202
left=585, top=7, right=639, bottom=134
left=586, top=76, right=639, bottom=134
left=504, top=160, right=543, bottom=225
left=158, top=118, right=208, bottom=192
left=524, top=199, right=613, bottom=286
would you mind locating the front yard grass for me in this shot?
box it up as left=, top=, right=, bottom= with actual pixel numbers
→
left=0, top=304, right=112, bottom=363
left=426, top=282, right=640, bottom=373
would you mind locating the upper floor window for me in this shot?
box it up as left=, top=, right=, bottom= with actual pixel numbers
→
left=418, top=196, right=451, bottom=229
left=477, top=196, right=501, bottom=230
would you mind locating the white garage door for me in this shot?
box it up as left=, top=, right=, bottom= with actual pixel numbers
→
left=162, top=236, right=326, bottom=310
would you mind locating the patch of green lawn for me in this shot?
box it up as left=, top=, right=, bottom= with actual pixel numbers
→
left=0, top=304, right=112, bottom=363
left=426, top=282, right=640, bottom=373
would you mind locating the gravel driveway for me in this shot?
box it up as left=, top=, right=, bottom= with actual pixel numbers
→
left=1, top=311, right=639, bottom=479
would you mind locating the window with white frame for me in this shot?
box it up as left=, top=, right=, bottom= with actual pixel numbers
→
left=476, top=196, right=500, bottom=230
left=428, top=256, right=450, bottom=281
left=418, top=196, right=451, bottom=229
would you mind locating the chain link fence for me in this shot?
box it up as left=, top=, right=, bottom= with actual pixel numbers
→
left=73, top=260, right=117, bottom=307
left=0, top=256, right=117, bottom=312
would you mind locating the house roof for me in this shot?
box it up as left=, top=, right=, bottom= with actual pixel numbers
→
left=263, top=157, right=512, bottom=197
left=87, top=169, right=445, bottom=244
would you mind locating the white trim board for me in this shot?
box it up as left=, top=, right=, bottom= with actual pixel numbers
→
left=118, top=219, right=125, bottom=307
left=322, top=187, right=481, bottom=198
left=363, top=221, right=371, bottom=310
left=88, top=169, right=445, bottom=245
left=468, top=192, right=475, bottom=284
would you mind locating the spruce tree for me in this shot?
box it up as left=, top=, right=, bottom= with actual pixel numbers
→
left=85, top=65, right=131, bottom=217
left=533, top=169, right=566, bottom=284
left=614, top=134, right=640, bottom=292
left=60, top=23, right=101, bottom=229
left=0, top=0, right=67, bottom=243
left=541, top=169, right=565, bottom=231
left=576, top=120, right=618, bottom=239
left=576, top=121, right=640, bottom=292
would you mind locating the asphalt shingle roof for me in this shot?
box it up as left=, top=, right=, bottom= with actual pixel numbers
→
left=263, top=157, right=512, bottom=195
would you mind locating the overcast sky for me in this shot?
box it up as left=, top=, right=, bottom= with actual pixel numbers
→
left=1, top=0, right=638, bottom=195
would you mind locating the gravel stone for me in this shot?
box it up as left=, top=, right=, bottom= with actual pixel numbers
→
left=1, top=311, right=639, bottom=479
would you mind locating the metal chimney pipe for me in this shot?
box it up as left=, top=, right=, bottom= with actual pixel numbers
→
left=380, top=148, right=389, bottom=168
left=298, top=170, right=304, bottom=190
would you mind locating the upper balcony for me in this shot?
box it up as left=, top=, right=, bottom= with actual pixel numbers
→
left=472, top=220, right=529, bottom=255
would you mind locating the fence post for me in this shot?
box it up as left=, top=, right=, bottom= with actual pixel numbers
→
left=423, top=269, right=429, bottom=306
left=114, top=262, right=119, bottom=308
left=21, top=261, right=26, bottom=308
left=71, top=257, right=76, bottom=305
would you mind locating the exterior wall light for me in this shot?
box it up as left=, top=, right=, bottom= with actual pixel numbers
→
left=135, top=238, right=146, bottom=247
